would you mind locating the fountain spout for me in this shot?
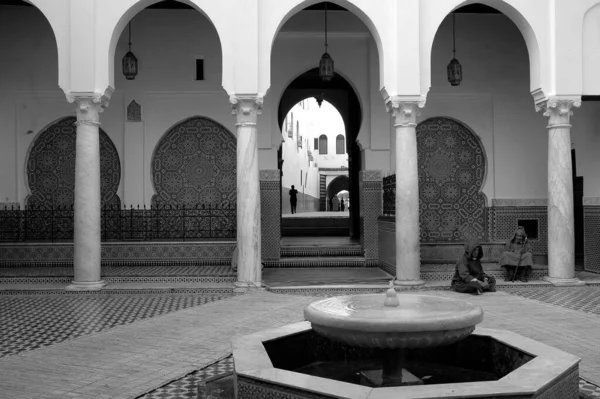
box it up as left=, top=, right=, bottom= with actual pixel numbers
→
left=384, top=279, right=399, bottom=307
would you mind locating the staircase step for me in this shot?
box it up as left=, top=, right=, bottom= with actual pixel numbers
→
left=280, top=246, right=362, bottom=257
left=270, top=257, right=368, bottom=268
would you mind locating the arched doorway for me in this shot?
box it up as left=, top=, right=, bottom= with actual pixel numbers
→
left=278, top=68, right=362, bottom=238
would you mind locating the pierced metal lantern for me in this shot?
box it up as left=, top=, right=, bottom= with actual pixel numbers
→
left=447, top=57, right=462, bottom=86
left=122, top=50, right=138, bottom=80
left=319, top=52, right=334, bottom=82
left=122, top=22, right=138, bottom=80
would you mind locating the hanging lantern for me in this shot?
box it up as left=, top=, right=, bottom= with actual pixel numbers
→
left=122, top=22, right=138, bottom=80
left=446, top=13, right=462, bottom=86
left=318, top=2, right=334, bottom=82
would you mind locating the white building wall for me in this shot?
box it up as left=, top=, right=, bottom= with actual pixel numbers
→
left=2, top=1, right=600, bottom=206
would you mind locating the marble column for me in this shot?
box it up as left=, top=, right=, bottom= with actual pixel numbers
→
left=539, top=99, right=585, bottom=286
left=387, top=99, right=424, bottom=287
left=66, top=96, right=107, bottom=291
left=231, top=95, right=263, bottom=290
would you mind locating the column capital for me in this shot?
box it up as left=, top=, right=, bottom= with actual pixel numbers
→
left=385, top=96, right=425, bottom=127
left=67, top=90, right=112, bottom=127
left=230, top=94, right=263, bottom=126
left=536, top=97, right=581, bottom=128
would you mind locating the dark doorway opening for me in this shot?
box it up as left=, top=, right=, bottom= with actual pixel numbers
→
left=278, top=68, right=362, bottom=239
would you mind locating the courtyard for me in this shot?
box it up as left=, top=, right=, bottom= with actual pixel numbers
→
left=1, top=281, right=600, bottom=398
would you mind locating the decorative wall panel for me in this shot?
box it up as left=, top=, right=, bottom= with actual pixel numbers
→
left=261, top=170, right=281, bottom=262
left=360, top=171, right=381, bottom=265
left=489, top=206, right=547, bottom=255
left=584, top=206, right=600, bottom=273
left=126, top=100, right=141, bottom=122
left=152, top=116, right=236, bottom=207
left=416, top=117, right=487, bottom=242
left=26, top=116, right=121, bottom=209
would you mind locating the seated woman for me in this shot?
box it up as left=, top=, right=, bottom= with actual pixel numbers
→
left=451, top=240, right=496, bottom=295
left=499, top=226, right=534, bottom=282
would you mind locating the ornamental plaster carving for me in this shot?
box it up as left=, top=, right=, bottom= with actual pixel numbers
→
left=385, top=96, right=426, bottom=127
left=492, top=198, right=548, bottom=207
left=230, top=95, right=263, bottom=125
left=536, top=97, right=581, bottom=127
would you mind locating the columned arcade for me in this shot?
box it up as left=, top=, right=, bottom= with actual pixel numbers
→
left=1, top=0, right=600, bottom=290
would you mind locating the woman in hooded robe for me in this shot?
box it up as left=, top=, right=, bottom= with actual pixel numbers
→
left=499, top=226, right=534, bottom=282
left=451, top=240, right=496, bottom=295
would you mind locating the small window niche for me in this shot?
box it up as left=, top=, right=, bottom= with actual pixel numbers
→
left=516, top=219, right=538, bottom=240
left=195, top=58, right=204, bottom=81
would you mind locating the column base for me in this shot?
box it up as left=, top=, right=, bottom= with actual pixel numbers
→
left=233, top=281, right=264, bottom=293
left=394, top=279, right=425, bottom=288
left=65, top=280, right=107, bottom=291
left=542, top=276, right=586, bottom=287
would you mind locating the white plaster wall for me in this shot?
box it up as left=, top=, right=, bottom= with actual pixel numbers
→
left=583, top=3, right=600, bottom=95
left=423, top=13, right=548, bottom=202
left=3, top=3, right=600, bottom=206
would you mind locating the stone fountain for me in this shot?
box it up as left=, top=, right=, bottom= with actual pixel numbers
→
left=232, top=285, right=581, bottom=398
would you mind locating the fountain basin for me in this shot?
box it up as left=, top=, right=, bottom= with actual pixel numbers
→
left=304, top=294, right=483, bottom=349
left=232, top=321, right=580, bottom=398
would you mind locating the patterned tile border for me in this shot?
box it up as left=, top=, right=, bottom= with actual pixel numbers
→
left=359, top=170, right=382, bottom=264
left=273, top=258, right=368, bottom=268
left=0, top=241, right=236, bottom=267
left=492, top=198, right=548, bottom=207
left=583, top=197, right=600, bottom=206
left=260, top=170, right=281, bottom=262
left=584, top=206, right=600, bottom=274
left=280, top=246, right=362, bottom=257
left=0, top=288, right=236, bottom=296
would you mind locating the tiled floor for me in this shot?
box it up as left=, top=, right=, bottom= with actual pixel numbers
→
left=1, top=286, right=600, bottom=398
left=504, top=286, right=600, bottom=316
left=0, top=293, right=231, bottom=358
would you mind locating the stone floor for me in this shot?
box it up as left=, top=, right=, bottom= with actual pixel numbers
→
left=1, top=285, right=600, bottom=398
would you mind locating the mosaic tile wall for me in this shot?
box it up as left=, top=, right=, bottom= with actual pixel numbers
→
left=151, top=116, right=236, bottom=207
left=0, top=242, right=236, bottom=267
left=26, top=116, right=121, bottom=208
left=319, top=174, right=326, bottom=211
left=417, top=117, right=487, bottom=242
left=584, top=202, right=600, bottom=273
left=360, top=171, right=382, bottom=266
left=261, top=170, right=281, bottom=263
left=237, top=376, right=330, bottom=399
left=488, top=205, right=548, bottom=256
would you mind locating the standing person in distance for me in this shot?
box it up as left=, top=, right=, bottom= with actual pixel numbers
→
left=289, top=185, right=298, bottom=214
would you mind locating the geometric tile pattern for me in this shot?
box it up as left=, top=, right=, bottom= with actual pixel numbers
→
left=416, top=117, right=487, bottom=242
left=26, top=116, right=121, bottom=209
left=503, top=286, right=600, bottom=316
left=359, top=171, right=382, bottom=265
left=280, top=246, right=362, bottom=257
left=138, top=356, right=234, bottom=399
left=238, top=375, right=329, bottom=399
left=127, top=100, right=142, bottom=122
left=584, top=206, right=600, bottom=273
left=489, top=206, right=548, bottom=255
left=0, top=293, right=231, bottom=358
left=260, top=170, right=281, bottom=262
left=0, top=265, right=235, bottom=277
left=152, top=116, right=236, bottom=207
left=0, top=241, right=236, bottom=267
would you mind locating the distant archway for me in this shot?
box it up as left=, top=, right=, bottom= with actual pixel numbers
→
left=326, top=175, right=350, bottom=202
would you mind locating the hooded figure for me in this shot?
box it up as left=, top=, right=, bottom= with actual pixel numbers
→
left=451, top=240, right=496, bottom=295
left=499, top=226, right=534, bottom=282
